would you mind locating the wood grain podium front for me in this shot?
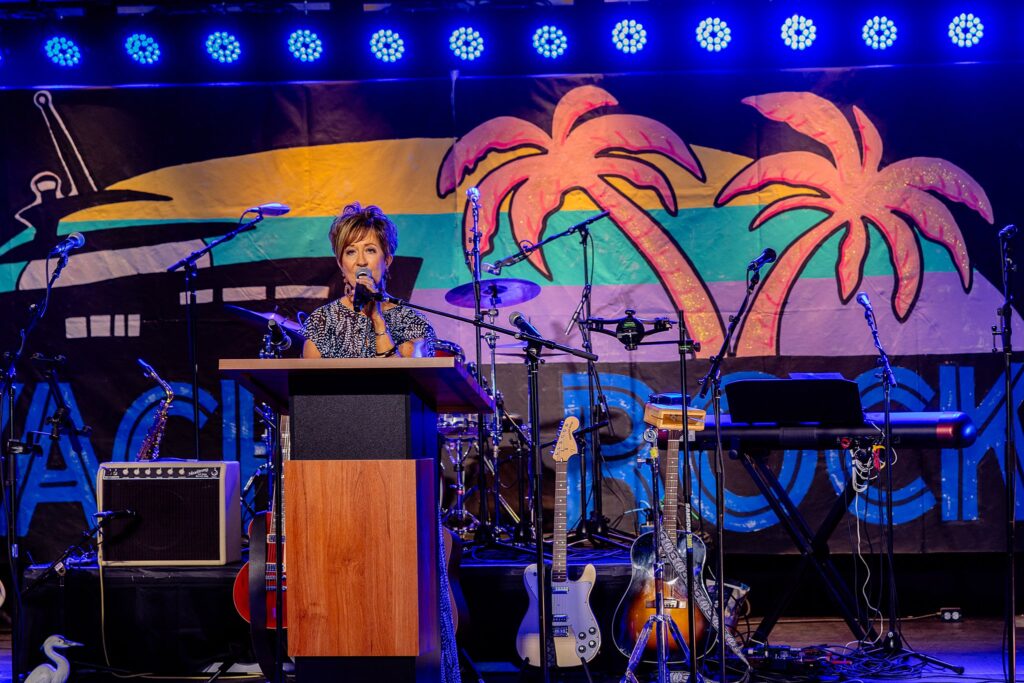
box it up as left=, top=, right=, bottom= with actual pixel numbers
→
left=220, top=358, right=491, bottom=682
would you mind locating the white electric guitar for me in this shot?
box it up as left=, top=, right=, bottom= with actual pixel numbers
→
left=515, top=416, right=601, bottom=667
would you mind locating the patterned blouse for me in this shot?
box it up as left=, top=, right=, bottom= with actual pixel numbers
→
left=302, top=298, right=437, bottom=358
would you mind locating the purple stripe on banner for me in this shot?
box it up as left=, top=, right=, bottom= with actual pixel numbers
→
left=410, top=270, right=1020, bottom=363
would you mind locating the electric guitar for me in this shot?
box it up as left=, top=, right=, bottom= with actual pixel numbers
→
left=233, top=415, right=289, bottom=628
left=515, top=416, right=601, bottom=667
left=612, top=404, right=711, bottom=663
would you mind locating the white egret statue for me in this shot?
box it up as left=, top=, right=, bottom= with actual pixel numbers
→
left=25, top=634, right=83, bottom=683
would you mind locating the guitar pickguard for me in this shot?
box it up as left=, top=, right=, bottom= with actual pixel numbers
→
left=515, top=563, right=602, bottom=668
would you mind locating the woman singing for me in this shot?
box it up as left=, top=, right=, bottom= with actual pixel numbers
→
left=302, top=202, right=436, bottom=359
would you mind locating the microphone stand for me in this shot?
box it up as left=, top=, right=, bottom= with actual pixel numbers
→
left=859, top=300, right=901, bottom=652
left=563, top=217, right=629, bottom=549
left=0, top=248, right=75, bottom=683
left=698, top=263, right=764, bottom=682
left=996, top=225, right=1018, bottom=683
left=860, top=297, right=962, bottom=673
left=676, top=310, right=703, bottom=683
left=379, top=292, right=596, bottom=683
left=168, top=208, right=270, bottom=460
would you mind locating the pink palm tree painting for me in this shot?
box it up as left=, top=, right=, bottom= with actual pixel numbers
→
left=437, top=84, right=725, bottom=354
left=716, top=91, right=994, bottom=356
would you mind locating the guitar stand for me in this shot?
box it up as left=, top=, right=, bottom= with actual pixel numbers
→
left=620, top=428, right=683, bottom=683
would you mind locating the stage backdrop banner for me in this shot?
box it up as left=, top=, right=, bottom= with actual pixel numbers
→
left=1, top=65, right=1020, bottom=560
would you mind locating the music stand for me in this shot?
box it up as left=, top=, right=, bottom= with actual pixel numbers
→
left=725, top=378, right=864, bottom=426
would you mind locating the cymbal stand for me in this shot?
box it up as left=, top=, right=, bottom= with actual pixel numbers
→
left=464, top=189, right=496, bottom=543
left=376, top=291, right=597, bottom=683
left=1, top=245, right=76, bottom=683
left=168, top=206, right=274, bottom=459
left=698, top=261, right=766, bottom=682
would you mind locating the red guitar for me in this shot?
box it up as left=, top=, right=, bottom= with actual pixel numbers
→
left=233, top=416, right=289, bottom=628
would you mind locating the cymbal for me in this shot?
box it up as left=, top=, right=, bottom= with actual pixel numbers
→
left=445, top=278, right=541, bottom=309
left=224, top=304, right=305, bottom=339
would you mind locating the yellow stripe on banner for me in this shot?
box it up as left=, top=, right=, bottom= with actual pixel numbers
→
left=63, top=140, right=792, bottom=223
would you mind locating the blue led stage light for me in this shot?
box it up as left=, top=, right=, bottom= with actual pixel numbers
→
left=695, top=17, right=731, bottom=52
left=862, top=16, right=897, bottom=50
left=533, top=25, right=567, bottom=58
left=781, top=14, right=816, bottom=50
left=450, top=26, right=484, bottom=61
left=948, top=12, right=984, bottom=47
left=206, top=31, right=241, bottom=63
left=288, top=29, right=323, bottom=62
left=370, top=29, right=404, bottom=62
left=125, top=33, right=161, bottom=64
left=612, top=19, right=647, bottom=54
left=45, top=36, right=81, bottom=67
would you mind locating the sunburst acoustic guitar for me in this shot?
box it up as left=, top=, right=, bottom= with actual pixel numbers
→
left=612, top=401, right=711, bottom=663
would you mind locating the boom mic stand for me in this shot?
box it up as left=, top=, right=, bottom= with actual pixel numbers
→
left=857, top=293, right=961, bottom=674
left=697, top=256, right=768, bottom=682
left=168, top=205, right=281, bottom=459
left=1, top=244, right=78, bottom=683
left=562, top=215, right=630, bottom=548
left=376, top=291, right=596, bottom=683
left=995, top=224, right=1018, bottom=683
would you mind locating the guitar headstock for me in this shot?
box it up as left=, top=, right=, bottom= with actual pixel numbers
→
left=551, top=416, right=580, bottom=463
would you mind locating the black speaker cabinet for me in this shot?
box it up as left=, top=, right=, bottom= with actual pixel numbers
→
left=97, top=461, right=241, bottom=566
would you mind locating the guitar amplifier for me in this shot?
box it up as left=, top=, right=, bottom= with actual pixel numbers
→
left=97, top=461, right=241, bottom=566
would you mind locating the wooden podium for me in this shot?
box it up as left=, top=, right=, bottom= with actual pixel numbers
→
left=220, top=358, right=491, bottom=682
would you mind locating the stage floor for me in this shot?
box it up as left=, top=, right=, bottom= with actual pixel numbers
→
left=2, top=617, right=1020, bottom=682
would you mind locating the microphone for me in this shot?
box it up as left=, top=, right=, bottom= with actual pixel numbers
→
left=50, top=232, right=85, bottom=257
left=856, top=292, right=873, bottom=314
left=353, top=266, right=374, bottom=309
left=247, top=202, right=291, bottom=217
left=268, top=319, right=292, bottom=351
left=466, top=187, right=480, bottom=205
left=94, top=509, right=137, bottom=520
left=509, top=311, right=543, bottom=340
left=747, top=247, right=777, bottom=271
left=483, top=250, right=530, bottom=276
left=1000, top=224, right=1018, bottom=240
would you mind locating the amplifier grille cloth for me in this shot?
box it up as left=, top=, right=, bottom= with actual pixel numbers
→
left=102, top=478, right=220, bottom=562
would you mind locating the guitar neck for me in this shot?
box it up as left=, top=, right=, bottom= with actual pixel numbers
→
left=552, top=459, right=569, bottom=583
left=663, top=438, right=679, bottom=541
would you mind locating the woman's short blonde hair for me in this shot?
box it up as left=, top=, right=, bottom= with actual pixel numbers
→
left=328, top=202, right=399, bottom=263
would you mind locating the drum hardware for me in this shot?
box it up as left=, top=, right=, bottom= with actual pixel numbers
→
left=441, top=436, right=480, bottom=536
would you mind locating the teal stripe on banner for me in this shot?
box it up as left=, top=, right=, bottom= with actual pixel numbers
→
left=10, top=207, right=961, bottom=294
